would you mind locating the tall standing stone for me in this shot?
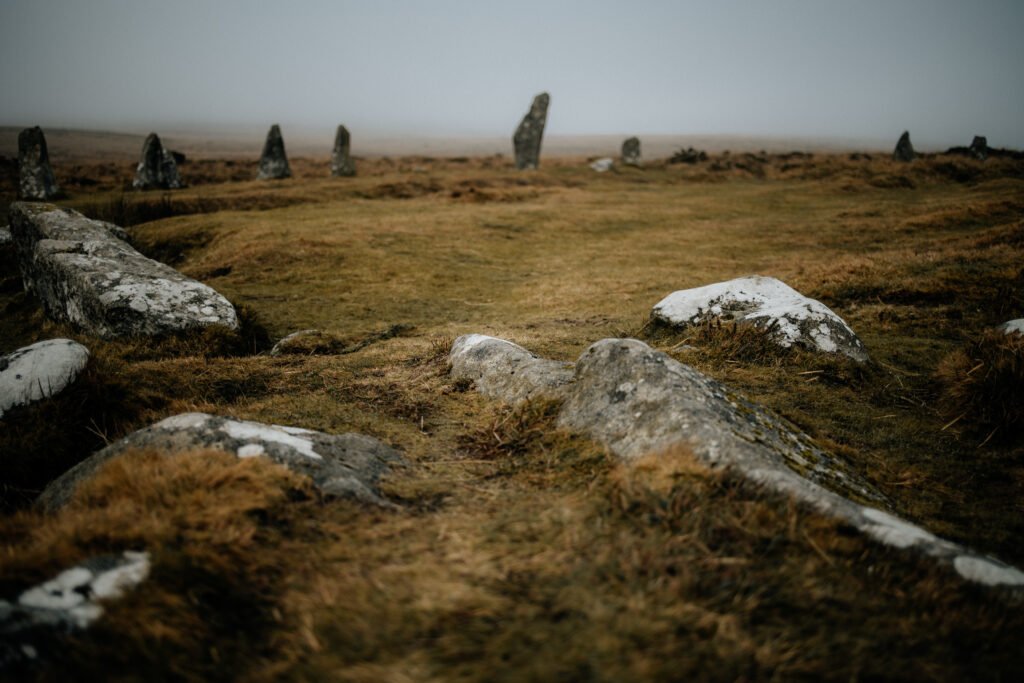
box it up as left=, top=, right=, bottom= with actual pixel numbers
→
left=893, top=131, right=915, bottom=162
left=258, top=124, right=291, bottom=180
left=17, top=126, right=60, bottom=200
left=969, top=135, right=988, bottom=161
left=513, top=92, right=550, bottom=170
left=132, top=133, right=182, bottom=190
left=330, top=125, right=356, bottom=177
left=621, top=136, right=641, bottom=166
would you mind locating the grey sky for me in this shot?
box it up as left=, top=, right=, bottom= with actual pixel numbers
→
left=2, top=0, right=1022, bottom=148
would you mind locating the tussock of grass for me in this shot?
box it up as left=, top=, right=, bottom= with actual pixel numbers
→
left=937, top=331, right=1024, bottom=444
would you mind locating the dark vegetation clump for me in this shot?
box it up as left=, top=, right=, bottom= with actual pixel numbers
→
left=668, top=147, right=708, bottom=164
left=936, top=330, right=1024, bottom=445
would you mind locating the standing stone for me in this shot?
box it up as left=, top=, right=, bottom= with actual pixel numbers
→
left=621, top=137, right=641, bottom=166
left=258, top=124, right=291, bottom=180
left=513, top=92, right=550, bottom=170
left=132, top=133, right=182, bottom=190
left=17, top=127, right=60, bottom=200
left=969, top=135, right=988, bottom=161
left=893, top=131, right=915, bottom=162
left=330, top=125, right=356, bottom=177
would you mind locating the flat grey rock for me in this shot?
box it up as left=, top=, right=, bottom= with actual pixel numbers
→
left=17, top=127, right=60, bottom=201
left=8, top=203, right=238, bottom=339
left=621, top=137, right=641, bottom=166
left=449, top=334, right=574, bottom=405
left=38, top=412, right=404, bottom=511
left=257, top=124, right=291, bottom=180
left=132, top=133, right=182, bottom=190
left=330, top=125, right=356, bottom=177
left=0, top=339, right=89, bottom=417
left=0, top=551, right=149, bottom=668
left=513, top=93, right=549, bottom=170
left=893, top=130, right=915, bottom=162
left=589, top=158, right=614, bottom=173
left=651, top=275, right=869, bottom=362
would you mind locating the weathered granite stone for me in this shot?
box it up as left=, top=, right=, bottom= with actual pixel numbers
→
left=589, top=158, right=613, bottom=172
left=330, top=125, right=356, bottom=177
left=452, top=334, right=1024, bottom=590
left=269, top=329, right=322, bottom=356
left=651, top=275, right=869, bottom=362
left=0, top=551, right=149, bottom=668
left=999, top=319, right=1024, bottom=335
left=449, top=334, right=574, bottom=404
left=621, top=137, right=641, bottom=166
left=969, top=135, right=988, bottom=161
left=513, top=93, right=549, bottom=170
left=132, top=133, right=182, bottom=190
left=893, top=131, right=915, bottom=162
left=8, top=203, right=238, bottom=339
left=257, top=124, right=291, bottom=180
left=0, top=339, right=89, bottom=417
left=17, top=127, right=60, bottom=200
left=39, top=412, right=404, bottom=511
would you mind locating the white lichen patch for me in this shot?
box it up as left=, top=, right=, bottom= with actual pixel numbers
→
left=860, top=507, right=937, bottom=549
left=651, top=275, right=868, bottom=361
left=220, top=420, right=323, bottom=460
left=953, top=556, right=1024, bottom=586
left=237, top=443, right=266, bottom=458
left=0, top=339, right=90, bottom=417
left=999, top=318, right=1024, bottom=335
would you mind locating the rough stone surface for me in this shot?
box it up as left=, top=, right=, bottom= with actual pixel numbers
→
left=0, top=551, right=149, bottom=668
left=999, top=318, right=1024, bottom=335
left=449, top=334, right=574, bottom=405
left=969, top=135, right=989, bottom=161
left=0, top=339, right=89, bottom=417
left=513, top=93, right=550, bottom=170
left=330, top=125, right=356, bottom=177
left=132, top=133, right=182, bottom=190
left=8, top=203, right=238, bottom=339
left=651, top=275, right=869, bottom=362
left=454, top=335, right=1024, bottom=590
left=893, top=131, right=915, bottom=162
left=39, top=412, right=404, bottom=511
left=621, top=137, right=641, bottom=166
left=17, top=127, right=60, bottom=201
left=257, top=124, right=291, bottom=180
left=589, top=158, right=613, bottom=172
left=269, top=329, right=322, bottom=356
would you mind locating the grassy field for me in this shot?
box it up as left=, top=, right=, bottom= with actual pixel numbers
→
left=2, top=149, right=1024, bottom=681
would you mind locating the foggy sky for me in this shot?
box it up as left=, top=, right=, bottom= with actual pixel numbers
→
left=1, top=0, right=1022, bottom=149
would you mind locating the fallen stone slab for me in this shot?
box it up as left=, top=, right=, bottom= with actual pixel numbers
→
left=589, top=158, right=613, bottom=172
left=8, top=203, right=238, bottom=339
left=257, top=124, right=291, bottom=180
left=513, top=92, right=549, bottom=170
left=449, top=334, right=574, bottom=405
left=132, top=132, right=182, bottom=190
left=330, top=125, right=356, bottom=177
left=17, top=127, right=60, bottom=201
left=38, top=412, right=404, bottom=511
left=999, top=319, right=1023, bottom=336
left=0, top=551, right=149, bottom=668
left=893, top=130, right=915, bottom=162
left=621, top=137, right=641, bottom=166
left=452, top=334, right=1024, bottom=590
left=1, top=339, right=89, bottom=417
left=651, top=275, right=869, bottom=362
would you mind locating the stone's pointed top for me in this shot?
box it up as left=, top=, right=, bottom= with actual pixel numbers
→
left=513, top=92, right=550, bottom=170
left=893, top=130, right=915, bottom=162
left=258, top=124, right=291, bottom=180
left=17, top=126, right=60, bottom=200
left=621, top=137, right=641, bottom=166
left=133, top=132, right=182, bottom=190
left=331, top=124, right=356, bottom=177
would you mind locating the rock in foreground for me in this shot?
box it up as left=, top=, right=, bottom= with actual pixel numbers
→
left=38, top=413, right=403, bottom=511
left=651, top=275, right=869, bottom=362
left=999, top=318, right=1023, bottom=335
left=17, top=127, right=60, bottom=201
left=132, top=133, right=182, bottom=190
left=513, top=92, right=550, bottom=170
left=8, top=203, right=238, bottom=339
left=0, top=339, right=89, bottom=417
left=257, top=124, right=291, bottom=180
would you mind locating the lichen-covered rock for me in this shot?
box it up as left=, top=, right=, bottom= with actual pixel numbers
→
left=132, top=133, right=182, bottom=190
left=651, top=275, right=869, bottom=362
left=589, top=158, right=613, bottom=172
left=17, top=127, right=60, bottom=200
left=331, top=125, right=356, bottom=177
left=257, top=124, right=291, bottom=180
left=8, top=203, right=238, bottom=339
left=449, top=334, right=574, bottom=404
left=513, top=93, right=549, bottom=170
left=269, top=329, right=323, bottom=356
left=969, top=135, right=988, bottom=161
left=999, top=318, right=1024, bottom=335
left=0, top=551, right=149, bottom=668
left=621, top=137, right=641, bottom=166
left=0, top=339, right=89, bottom=417
left=38, top=413, right=403, bottom=511
left=893, top=131, right=915, bottom=162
